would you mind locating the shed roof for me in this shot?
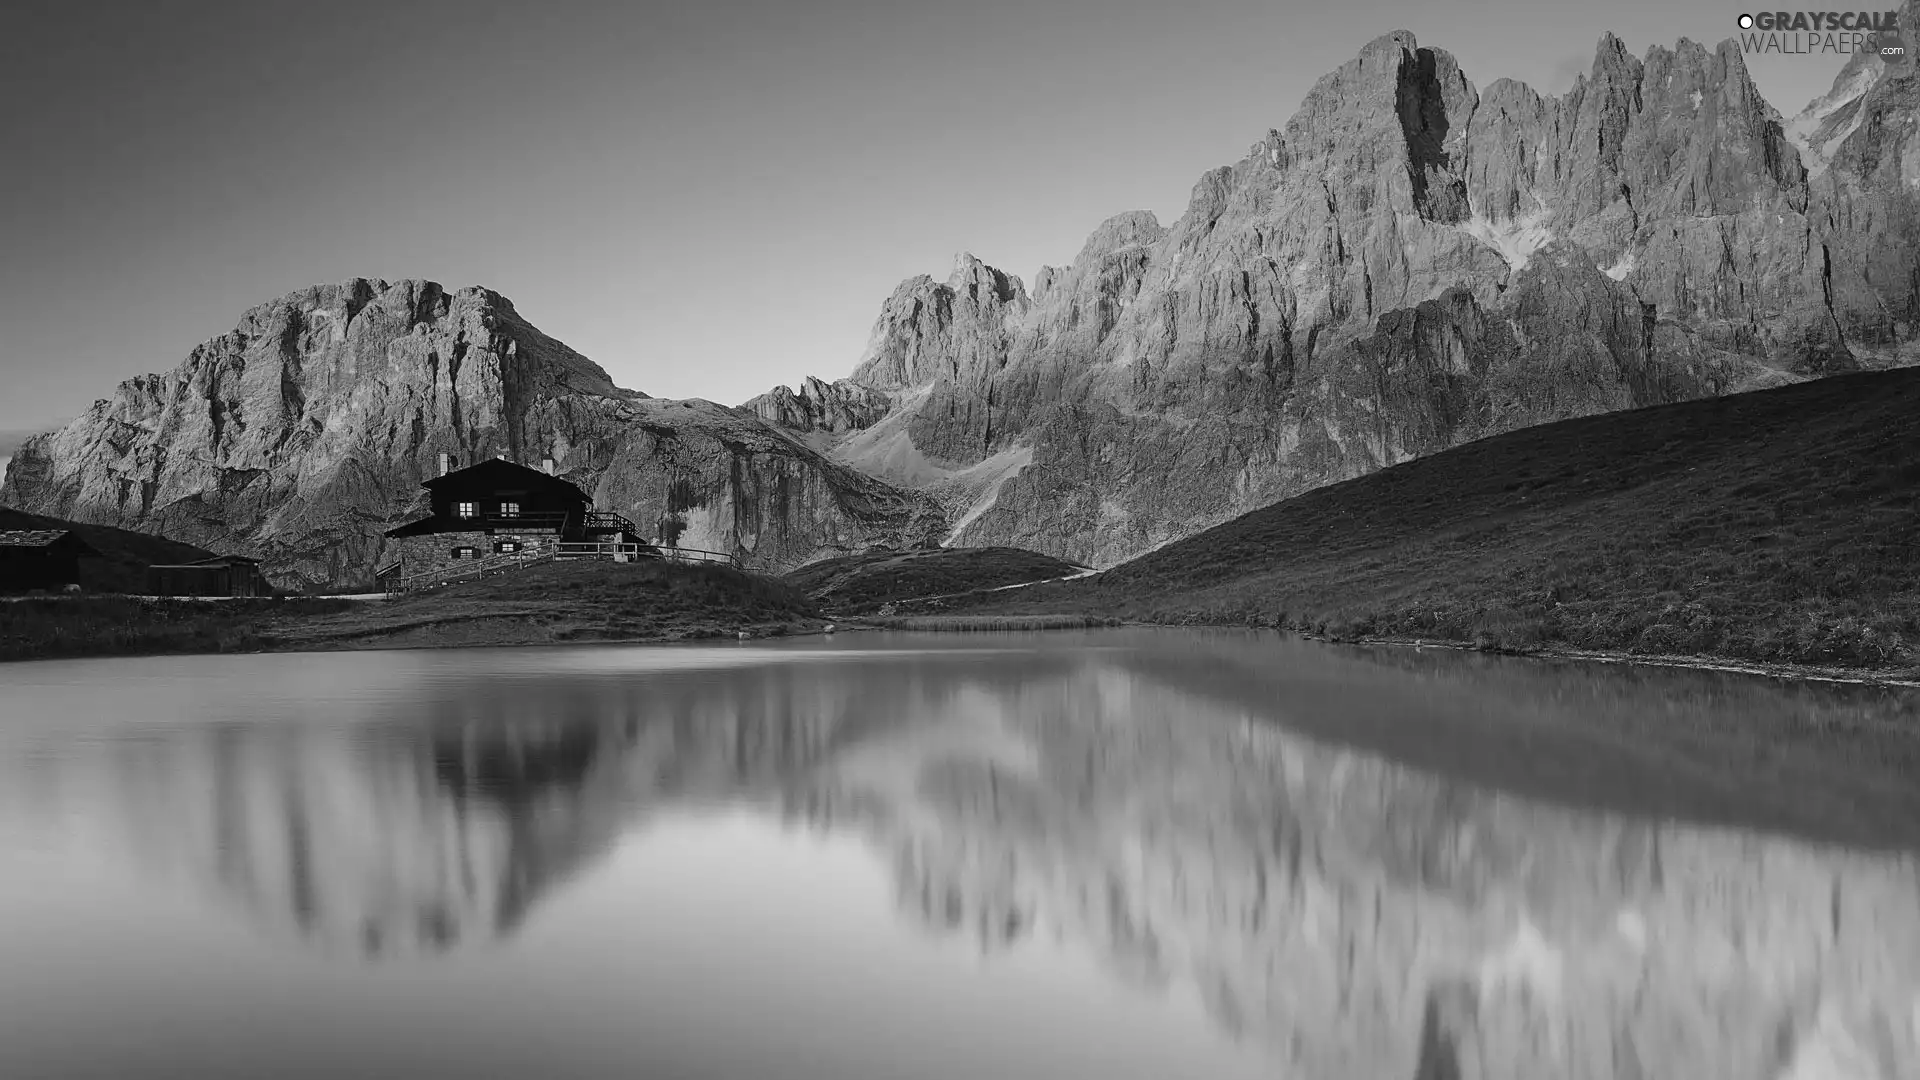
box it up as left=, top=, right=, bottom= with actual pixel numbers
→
left=0, top=529, right=96, bottom=554
left=148, top=556, right=262, bottom=570
left=0, top=529, right=69, bottom=548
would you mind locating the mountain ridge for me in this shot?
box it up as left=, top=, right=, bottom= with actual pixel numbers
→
left=746, top=17, right=1918, bottom=567
left=0, top=278, right=946, bottom=587
left=4, top=18, right=1915, bottom=584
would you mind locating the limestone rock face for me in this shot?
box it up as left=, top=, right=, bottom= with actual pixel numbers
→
left=0, top=280, right=944, bottom=587
left=762, top=24, right=1920, bottom=567
left=740, top=376, right=894, bottom=452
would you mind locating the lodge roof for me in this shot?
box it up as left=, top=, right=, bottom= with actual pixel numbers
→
left=422, top=458, right=588, bottom=500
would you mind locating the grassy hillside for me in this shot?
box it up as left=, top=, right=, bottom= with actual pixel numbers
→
left=0, top=597, right=353, bottom=662
left=785, top=546, right=1085, bottom=613
left=0, top=560, right=821, bottom=662
left=0, top=507, right=221, bottom=594
left=959, top=368, right=1920, bottom=672
left=264, top=559, right=820, bottom=651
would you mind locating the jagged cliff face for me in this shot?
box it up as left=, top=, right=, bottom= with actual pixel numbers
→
left=0, top=279, right=944, bottom=586
left=753, top=20, right=1920, bottom=565
left=6, top=24, right=1912, bottom=580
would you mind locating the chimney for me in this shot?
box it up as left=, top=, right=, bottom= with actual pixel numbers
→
left=542, top=457, right=555, bottom=475
left=437, top=452, right=450, bottom=477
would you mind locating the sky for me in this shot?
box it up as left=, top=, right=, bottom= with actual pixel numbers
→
left=0, top=0, right=1859, bottom=434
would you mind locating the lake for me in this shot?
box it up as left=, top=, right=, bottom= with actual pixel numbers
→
left=3, top=629, right=1920, bottom=1079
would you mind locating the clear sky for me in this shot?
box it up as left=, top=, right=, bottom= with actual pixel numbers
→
left=0, top=0, right=1855, bottom=433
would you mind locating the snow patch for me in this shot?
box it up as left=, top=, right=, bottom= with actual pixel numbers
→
left=1690, top=90, right=1703, bottom=109
left=1456, top=208, right=1555, bottom=272
left=1602, top=250, right=1637, bottom=281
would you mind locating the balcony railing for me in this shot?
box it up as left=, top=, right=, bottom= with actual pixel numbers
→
left=584, top=510, right=642, bottom=534
left=556, top=542, right=650, bottom=560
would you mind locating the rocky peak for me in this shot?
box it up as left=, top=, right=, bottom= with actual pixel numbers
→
left=1, top=279, right=944, bottom=586
left=1075, top=211, right=1167, bottom=261
left=744, top=20, right=1916, bottom=569
left=945, top=253, right=1027, bottom=307
left=1793, top=0, right=1920, bottom=186
left=740, top=376, right=893, bottom=442
left=849, top=254, right=1031, bottom=393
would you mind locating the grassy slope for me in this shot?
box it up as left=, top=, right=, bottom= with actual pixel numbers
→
left=960, top=368, right=1920, bottom=672
left=267, top=560, right=820, bottom=650
left=0, top=508, right=219, bottom=594
left=784, top=546, right=1084, bottom=613
left=0, top=561, right=821, bottom=662
left=0, top=597, right=354, bottom=662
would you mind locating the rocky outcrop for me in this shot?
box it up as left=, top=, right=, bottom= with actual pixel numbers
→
left=7, top=23, right=1912, bottom=580
left=0, top=279, right=945, bottom=587
left=740, top=376, right=895, bottom=452
left=760, top=22, right=1920, bottom=567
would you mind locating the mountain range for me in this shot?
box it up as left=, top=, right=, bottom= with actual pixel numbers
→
left=3, top=14, right=1915, bottom=587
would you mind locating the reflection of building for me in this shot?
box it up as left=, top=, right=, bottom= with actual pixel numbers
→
left=378, top=456, right=651, bottom=586
left=0, top=528, right=97, bottom=593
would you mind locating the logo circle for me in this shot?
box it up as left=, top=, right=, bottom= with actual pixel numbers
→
left=1873, top=30, right=1910, bottom=68
left=1737, top=13, right=1754, bottom=28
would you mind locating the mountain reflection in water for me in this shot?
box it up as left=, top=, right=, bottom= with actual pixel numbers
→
left=2, top=632, right=1919, bottom=1080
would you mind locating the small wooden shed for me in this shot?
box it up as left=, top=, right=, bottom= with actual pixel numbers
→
left=0, top=529, right=98, bottom=593
left=146, top=555, right=270, bottom=598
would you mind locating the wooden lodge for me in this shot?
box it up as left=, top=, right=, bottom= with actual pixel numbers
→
left=377, top=455, right=659, bottom=591
left=145, top=555, right=270, bottom=598
left=0, top=529, right=99, bottom=594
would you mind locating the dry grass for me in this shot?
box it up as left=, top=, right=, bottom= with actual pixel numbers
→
left=270, top=560, right=821, bottom=650
left=0, top=561, right=821, bottom=662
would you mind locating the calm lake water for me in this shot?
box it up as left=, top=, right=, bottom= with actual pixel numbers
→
left=3, top=629, right=1920, bottom=1080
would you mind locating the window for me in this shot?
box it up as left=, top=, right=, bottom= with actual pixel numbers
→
left=451, top=546, right=479, bottom=560
left=456, top=501, right=477, bottom=519
left=493, top=540, right=522, bottom=554
left=499, top=502, right=521, bottom=518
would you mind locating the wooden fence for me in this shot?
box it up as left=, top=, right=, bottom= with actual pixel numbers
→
left=380, top=543, right=751, bottom=595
